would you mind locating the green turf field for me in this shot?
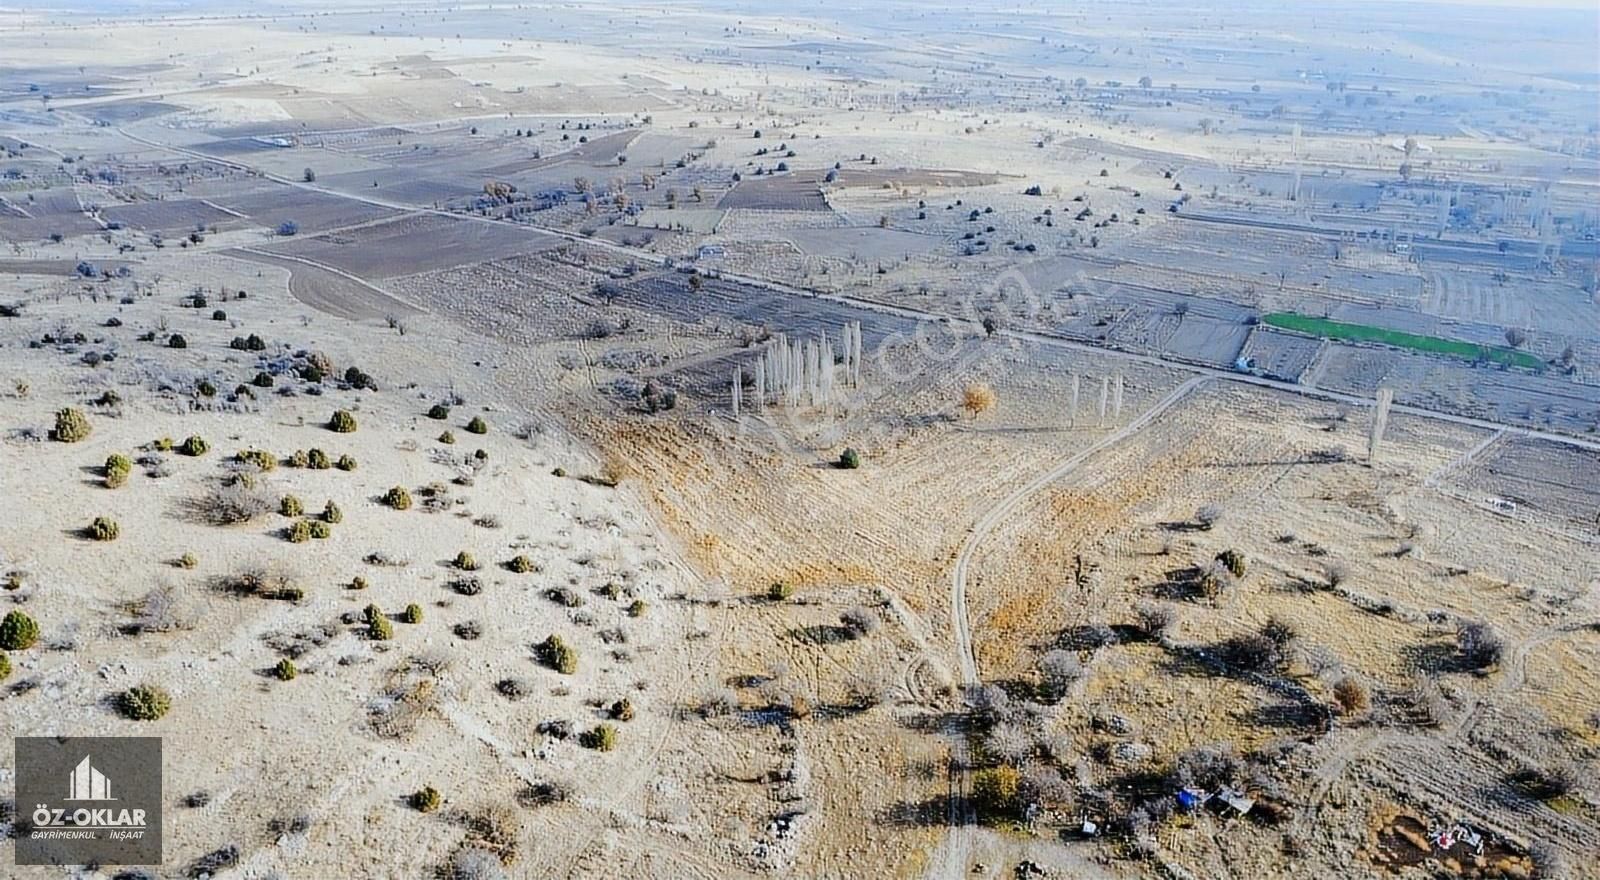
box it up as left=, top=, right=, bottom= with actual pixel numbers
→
left=1262, top=313, right=1543, bottom=370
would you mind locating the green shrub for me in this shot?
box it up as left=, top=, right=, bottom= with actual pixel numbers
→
left=119, top=684, right=171, bottom=721
left=507, top=555, right=535, bottom=574
left=168, top=334, right=187, bottom=349
left=88, top=516, right=120, bottom=541
left=627, top=599, right=646, bottom=618
left=438, top=431, right=455, bottom=445
left=196, top=380, right=216, bottom=398
left=288, top=449, right=310, bottom=468
left=1216, top=549, right=1247, bottom=579
left=838, top=447, right=861, bottom=469
left=580, top=724, right=617, bottom=751
left=767, top=581, right=793, bottom=602
left=280, top=495, right=304, bottom=517
left=273, top=658, right=297, bottom=681
left=286, top=520, right=312, bottom=543
left=427, top=404, right=450, bottom=420
left=105, top=453, right=132, bottom=487
left=328, top=410, right=357, bottom=433
left=0, top=610, right=40, bottom=650
left=335, top=454, right=357, bottom=471
left=0, top=653, right=10, bottom=680
left=178, top=435, right=209, bottom=457
left=252, top=371, right=275, bottom=388
left=610, top=698, right=635, bottom=722
left=410, top=786, right=441, bottom=813
left=351, top=576, right=368, bottom=591
left=235, top=449, right=276, bottom=472
left=401, top=603, right=423, bottom=624
left=308, top=520, right=331, bottom=540
left=322, top=500, right=342, bottom=524
left=51, top=407, right=92, bottom=443
left=452, top=551, right=479, bottom=571
left=972, top=765, right=1021, bottom=819
left=307, top=448, right=331, bottom=470
left=384, top=486, right=412, bottom=510
left=537, top=635, right=577, bottom=674
left=473, top=449, right=488, bottom=462
left=465, top=416, right=488, bottom=435
left=177, top=552, right=198, bottom=569
left=365, top=605, right=393, bottom=641
left=152, top=437, right=174, bottom=452
left=551, top=467, right=566, bottom=478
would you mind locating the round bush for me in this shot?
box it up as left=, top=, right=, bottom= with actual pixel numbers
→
left=410, top=786, right=441, bottom=813
left=401, top=603, right=423, bottom=624
left=88, top=516, right=120, bottom=541
left=168, top=334, right=187, bottom=349
left=537, top=635, right=577, bottom=674
left=384, top=486, right=412, bottom=510
left=838, top=447, right=861, bottom=469
left=465, top=416, right=488, bottom=435
left=328, top=410, right=357, bottom=433
left=105, top=453, right=132, bottom=488
left=307, top=448, right=331, bottom=470
left=322, top=500, right=342, bottom=524
left=308, top=520, right=331, bottom=540
left=627, top=599, right=646, bottom=618
left=252, top=371, right=275, bottom=388
left=335, top=454, right=357, bottom=472
left=351, top=576, right=368, bottom=591
left=178, top=435, right=209, bottom=457
left=0, top=652, right=10, bottom=680
left=427, top=404, right=450, bottom=420
left=438, top=431, right=455, bottom=445
left=581, top=724, right=617, bottom=751
left=507, top=555, right=535, bottom=574
left=453, top=551, right=479, bottom=571
left=119, top=684, right=172, bottom=721
left=273, top=658, right=297, bottom=681
left=289, top=449, right=310, bottom=468
left=280, top=495, right=304, bottom=517
left=286, top=520, right=312, bottom=543
left=0, top=610, right=40, bottom=650
left=369, top=615, right=393, bottom=641
left=767, top=581, right=794, bottom=602
left=178, top=552, right=198, bottom=569
left=51, top=408, right=92, bottom=443
left=610, top=699, right=635, bottom=722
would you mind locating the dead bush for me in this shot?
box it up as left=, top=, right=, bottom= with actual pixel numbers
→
left=184, top=482, right=274, bottom=526
left=1457, top=622, right=1503, bottom=670
left=120, top=586, right=186, bottom=635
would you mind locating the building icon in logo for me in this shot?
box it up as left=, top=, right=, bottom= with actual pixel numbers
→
left=67, top=755, right=115, bottom=801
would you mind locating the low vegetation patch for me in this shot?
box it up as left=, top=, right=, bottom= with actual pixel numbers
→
left=1263, top=313, right=1543, bottom=369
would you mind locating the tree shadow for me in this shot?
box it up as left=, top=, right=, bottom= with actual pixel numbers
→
left=878, top=795, right=969, bottom=828
left=788, top=624, right=853, bottom=646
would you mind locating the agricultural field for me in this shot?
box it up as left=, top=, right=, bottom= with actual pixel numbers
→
left=0, top=1, right=1597, bottom=879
